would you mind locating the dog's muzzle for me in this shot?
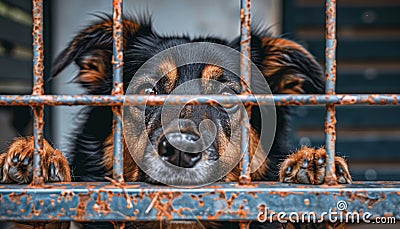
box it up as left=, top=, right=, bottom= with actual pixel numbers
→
left=156, top=119, right=217, bottom=168
left=158, top=132, right=202, bottom=168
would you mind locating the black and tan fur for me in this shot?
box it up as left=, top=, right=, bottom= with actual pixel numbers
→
left=0, top=15, right=351, bottom=228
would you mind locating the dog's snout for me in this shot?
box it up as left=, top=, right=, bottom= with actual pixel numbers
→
left=158, top=133, right=202, bottom=168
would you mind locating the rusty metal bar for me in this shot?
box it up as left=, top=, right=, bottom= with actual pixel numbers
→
left=239, top=109, right=251, bottom=184
left=239, top=0, right=251, bottom=87
left=112, top=222, right=126, bottom=229
left=239, top=222, right=251, bottom=229
left=31, top=0, right=45, bottom=186
left=0, top=182, right=399, bottom=221
left=33, top=224, right=45, bottom=229
left=0, top=94, right=399, bottom=106
left=111, top=0, right=124, bottom=183
left=239, top=0, right=252, bottom=184
left=1, top=0, right=399, bottom=225
left=324, top=0, right=337, bottom=185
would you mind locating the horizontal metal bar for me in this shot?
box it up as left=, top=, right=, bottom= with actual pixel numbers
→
left=0, top=94, right=399, bottom=106
left=0, top=182, right=399, bottom=221
left=0, top=94, right=397, bottom=106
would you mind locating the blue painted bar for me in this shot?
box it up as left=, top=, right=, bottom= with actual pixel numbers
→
left=0, top=182, right=399, bottom=221
left=0, top=94, right=399, bottom=106
left=31, top=0, right=45, bottom=185
left=0, top=0, right=397, bottom=225
left=112, top=0, right=124, bottom=183
left=324, top=0, right=338, bottom=185
left=239, top=0, right=252, bottom=184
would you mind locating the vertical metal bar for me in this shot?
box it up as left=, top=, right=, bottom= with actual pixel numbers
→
left=239, top=221, right=251, bottom=229
left=33, top=224, right=45, bottom=229
left=112, top=0, right=124, bottom=183
left=112, top=222, right=126, bottom=229
left=32, top=0, right=44, bottom=185
left=239, top=0, right=252, bottom=184
left=324, top=0, right=337, bottom=185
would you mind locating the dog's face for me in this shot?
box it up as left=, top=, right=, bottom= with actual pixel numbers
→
left=124, top=57, right=245, bottom=185
left=52, top=17, right=324, bottom=185
left=119, top=38, right=249, bottom=185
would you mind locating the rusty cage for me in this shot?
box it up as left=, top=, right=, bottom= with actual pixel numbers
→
left=0, top=0, right=399, bottom=227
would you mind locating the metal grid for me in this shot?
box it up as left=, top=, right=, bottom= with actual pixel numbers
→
left=0, top=0, right=399, bottom=225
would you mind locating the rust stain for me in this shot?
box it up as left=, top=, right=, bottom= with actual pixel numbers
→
left=310, top=96, right=317, bottom=104
left=92, top=189, right=112, bottom=216
left=30, top=204, right=41, bottom=218
left=32, top=0, right=44, bottom=96
left=105, top=177, right=133, bottom=209
left=0, top=94, right=399, bottom=107
left=58, top=190, right=75, bottom=202
left=268, top=191, right=304, bottom=198
left=31, top=1, right=46, bottom=186
left=325, top=105, right=337, bottom=140
left=74, top=192, right=92, bottom=221
left=239, top=221, right=250, bottom=229
left=245, top=191, right=261, bottom=198
left=8, top=191, right=28, bottom=205
left=392, top=94, right=398, bottom=105
left=112, top=83, right=124, bottom=96
left=340, top=95, right=357, bottom=105
left=324, top=0, right=337, bottom=187
left=142, top=191, right=184, bottom=221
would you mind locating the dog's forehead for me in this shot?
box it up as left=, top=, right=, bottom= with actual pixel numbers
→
left=156, top=58, right=238, bottom=83
left=147, top=55, right=242, bottom=96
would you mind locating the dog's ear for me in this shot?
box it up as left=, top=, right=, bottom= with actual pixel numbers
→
left=51, top=16, right=148, bottom=94
left=251, top=34, right=325, bottom=94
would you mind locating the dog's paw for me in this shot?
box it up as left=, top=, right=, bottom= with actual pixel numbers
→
left=0, top=137, right=71, bottom=183
left=279, top=146, right=351, bottom=184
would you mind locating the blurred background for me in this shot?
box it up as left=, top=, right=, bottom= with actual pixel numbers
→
left=0, top=0, right=399, bottom=181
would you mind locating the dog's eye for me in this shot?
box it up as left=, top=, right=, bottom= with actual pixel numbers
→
left=143, top=88, right=155, bottom=95
left=137, top=83, right=156, bottom=95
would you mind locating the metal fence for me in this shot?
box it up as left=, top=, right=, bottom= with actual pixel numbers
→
left=0, top=0, right=399, bottom=227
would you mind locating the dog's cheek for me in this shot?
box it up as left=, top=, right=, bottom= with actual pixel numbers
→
left=219, top=111, right=243, bottom=182
left=102, top=106, right=148, bottom=182
left=248, top=128, right=269, bottom=181
left=102, top=134, right=146, bottom=182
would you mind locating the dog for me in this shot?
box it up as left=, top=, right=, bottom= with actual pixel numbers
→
left=0, top=15, right=351, bottom=228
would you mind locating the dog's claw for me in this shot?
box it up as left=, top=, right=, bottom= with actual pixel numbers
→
left=279, top=146, right=352, bottom=184
left=49, top=163, right=56, bottom=178
left=317, top=157, right=324, bottom=166
left=336, top=164, right=344, bottom=174
left=23, top=156, right=30, bottom=166
left=48, top=163, right=62, bottom=182
left=301, top=159, right=309, bottom=168
left=285, top=166, right=292, bottom=174
left=0, top=137, right=71, bottom=183
left=12, top=154, right=19, bottom=165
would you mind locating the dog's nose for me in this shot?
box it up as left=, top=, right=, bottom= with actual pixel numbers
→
left=158, top=133, right=202, bottom=168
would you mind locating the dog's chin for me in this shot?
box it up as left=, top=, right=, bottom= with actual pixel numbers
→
left=141, top=151, right=220, bottom=186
